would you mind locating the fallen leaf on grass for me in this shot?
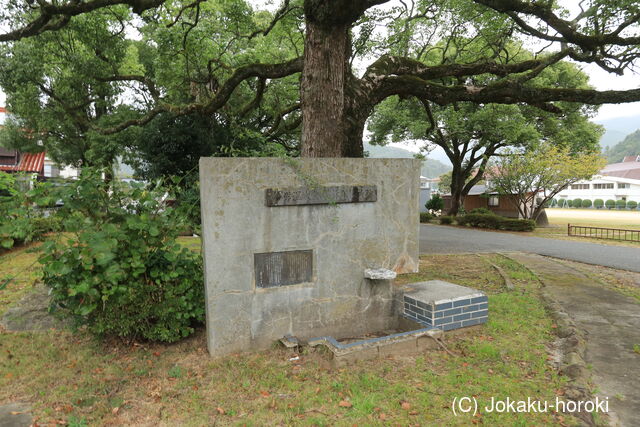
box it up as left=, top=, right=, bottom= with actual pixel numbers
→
left=338, top=400, right=352, bottom=408
left=400, top=401, right=411, bottom=410
left=112, top=407, right=120, bottom=415
left=259, top=390, right=270, bottom=397
left=216, top=407, right=225, bottom=415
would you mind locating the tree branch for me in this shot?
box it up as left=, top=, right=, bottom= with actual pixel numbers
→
left=0, top=0, right=165, bottom=41
left=97, top=57, right=303, bottom=134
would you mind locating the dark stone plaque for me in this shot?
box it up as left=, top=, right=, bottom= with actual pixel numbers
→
left=265, top=185, right=377, bottom=207
left=255, top=250, right=313, bottom=288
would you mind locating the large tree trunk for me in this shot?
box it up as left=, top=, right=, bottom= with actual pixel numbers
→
left=447, top=165, right=465, bottom=216
left=300, top=21, right=351, bottom=157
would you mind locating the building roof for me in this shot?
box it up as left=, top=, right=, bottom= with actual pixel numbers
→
left=0, top=152, right=46, bottom=173
left=17, top=152, right=46, bottom=173
left=601, top=156, right=640, bottom=180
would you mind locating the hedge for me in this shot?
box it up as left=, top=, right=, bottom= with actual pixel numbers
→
left=439, top=215, right=454, bottom=225
left=616, top=200, right=626, bottom=209
left=593, top=199, right=604, bottom=209
left=605, top=199, right=616, bottom=209
left=627, top=200, right=638, bottom=210
left=581, top=199, right=592, bottom=208
left=456, top=213, right=535, bottom=232
left=572, top=198, right=582, bottom=208
left=420, top=212, right=434, bottom=223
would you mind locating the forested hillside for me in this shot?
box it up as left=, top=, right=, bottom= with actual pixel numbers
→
left=605, top=130, right=640, bottom=163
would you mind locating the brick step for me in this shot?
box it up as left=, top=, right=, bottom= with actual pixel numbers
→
left=401, top=280, right=488, bottom=331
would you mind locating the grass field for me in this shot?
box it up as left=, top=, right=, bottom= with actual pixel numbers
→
left=531, top=208, right=640, bottom=246
left=0, top=240, right=577, bottom=426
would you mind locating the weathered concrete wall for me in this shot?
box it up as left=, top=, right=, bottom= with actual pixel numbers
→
left=199, top=158, right=421, bottom=356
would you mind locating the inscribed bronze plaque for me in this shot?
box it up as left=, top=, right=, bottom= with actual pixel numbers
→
left=255, top=250, right=313, bottom=288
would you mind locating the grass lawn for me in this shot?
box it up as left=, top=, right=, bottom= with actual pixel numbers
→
left=1, top=240, right=576, bottom=426
left=529, top=208, right=639, bottom=246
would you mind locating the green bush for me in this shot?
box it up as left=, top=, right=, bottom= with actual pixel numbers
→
left=557, top=199, right=566, bottom=208
left=468, top=207, right=494, bottom=215
left=627, top=200, right=638, bottom=210
left=420, top=212, right=434, bottom=223
left=605, top=199, right=616, bottom=209
left=550, top=199, right=557, bottom=207
left=616, top=200, right=627, bottom=209
left=0, top=172, right=59, bottom=250
left=500, top=218, right=536, bottom=231
left=439, top=215, right=454, bottom=225
left=593, top=199, right=604, bottom=209
left=459, top=213, right=501, bottom=228
left=572, top=198, right=582, bottom=208
left=40, top=170, right=204, bottom=343
left=456, top=213, right=535, bottom=232
left=425, top=194, right=444, bottom=212
left=566, top=199, right=573, bottom=207
left=581, top=199, right=592, bottom=208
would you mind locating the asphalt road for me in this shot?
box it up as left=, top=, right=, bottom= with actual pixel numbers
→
left=420, top=224, right=640, bottom=273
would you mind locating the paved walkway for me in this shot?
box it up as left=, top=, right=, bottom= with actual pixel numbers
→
left=420, top=225, right=640, bottom=273
left=504, top=253, right=640, bottom=427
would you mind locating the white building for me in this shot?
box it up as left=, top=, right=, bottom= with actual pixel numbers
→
left=556, top=156, right=640, bottom=205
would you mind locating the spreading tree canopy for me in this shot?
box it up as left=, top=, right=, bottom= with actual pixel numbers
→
left=1, top=0, right=640, bottom=158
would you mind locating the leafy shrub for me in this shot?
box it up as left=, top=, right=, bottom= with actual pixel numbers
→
left=572, top=198, right=582, bottom=208
left=557, top=199, right=566, bottom=208
left=550, top=199, right=557, bottom=207
left=593, top=199, right=604, bottom=209
left=605, top=199, right=616, bottom=209
left=460, top=213, right=502, bottom=228
left=455, top=215, right=469, bottom=226
left=500, top=218, right=536, bottom=232
left=468, top=207, right=494, bottom=215
left=616, top=200, right=627, bottom=209
left=0, top=172, right=59, bottom=250
left=425, top=194, right=444, bottom=213
left=456, top=213, right=535, bottom=231
left=581, top=199, right=592, bottom=208
left=566, top=199, right=573, bottom=207
left=439, top=215, right=454, bottom=225
left=627, top=200, right=638, bottom=210
left=40, top=170, right=204, bottom=342
left=420, top=212, right=434, bottom=223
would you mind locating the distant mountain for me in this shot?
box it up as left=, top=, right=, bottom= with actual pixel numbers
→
left=595, top=114, right=640, bottom=149
left=364, top=142, right=451, bottom=178
left=605, top=129, right=640, bottom=163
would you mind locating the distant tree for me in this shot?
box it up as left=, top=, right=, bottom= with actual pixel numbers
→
left=573, top=198, right=583, bottom=208
left=581, top=199, right=592, bottom=208
left=557, top=199, right=566, bottom=208
left=616, top=200, right=627, bottom=209
left=566, top=199, right=573, bottom=208
left=425, top=194, right=444, bottom=214
left=488, top=143, right=605, bottom=220
left=627, top=200, right=638, bottom=210
left=605, top=199, right=616, bottom=209
left=594, top=199, right=604, bottom=209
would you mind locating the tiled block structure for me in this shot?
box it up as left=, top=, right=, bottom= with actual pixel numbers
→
left=402, top=280, right=488, bottom=331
